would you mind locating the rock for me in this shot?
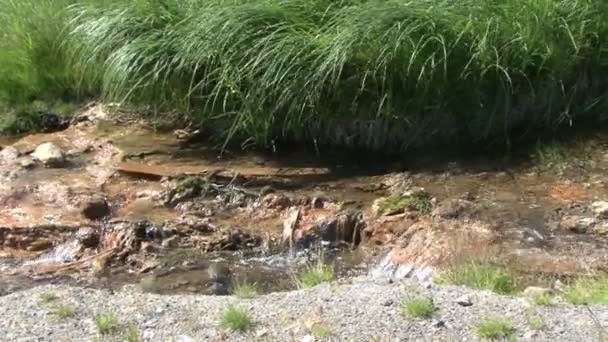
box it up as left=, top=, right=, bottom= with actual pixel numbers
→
left=318, top=211, right=365, bottom=246
left=593, top=222, right=608, bottom=235
left=27, top=239, right=53, bottom=252
left=18, top=156, right=36, bottom=169
left=523, top=286, right=552, bottom=298
left=161, top=235, right=179, bottom=249
left=559, top=216, right=596, bottom=233
left=75, top=227, right=99, bottom=248
left=454, top=294, right=473, bottom=307
left=553, top=279, right=566, bottom=292
left=207, top=263, right=231, bottom=283
left=282, top=209, right=300, bottom=246
left=81, top=197, right=110, bottom=220
left=301, top=335, right=314, bottom=342
left=524, top=330, right=538, bottom=340
left=591, top=201, right=608, bottom=219
left=432, top=320, right=446, bottom=328
left=175, top=335, right=195, bottom=342
left=0, top=146, right=19, bottom=165
left=31, top=142, right=65, bottom=167
left=255, top=328, right=269, bottom=338
left=432, top=199, right=473, bottom=219
left=382, top=299, right=394, bottom=307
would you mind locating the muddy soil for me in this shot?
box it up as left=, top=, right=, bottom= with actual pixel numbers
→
left=1, top=104, right=608, bottom=296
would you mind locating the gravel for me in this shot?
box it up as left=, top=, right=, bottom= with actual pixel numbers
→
left=1, top=277, right=607, bottom=341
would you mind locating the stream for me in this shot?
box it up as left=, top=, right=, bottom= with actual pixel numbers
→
left=1, top=106, right=608, bottom=296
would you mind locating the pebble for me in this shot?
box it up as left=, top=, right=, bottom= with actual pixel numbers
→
left=454, top=294, right=473, bottom=307
left=0, top=278, right=602, bottom=342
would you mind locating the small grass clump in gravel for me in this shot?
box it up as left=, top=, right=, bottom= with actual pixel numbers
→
left=220, top=305, right=253, bottom=332
left=232, top=280, right=258, bottom=299
left=95, top=312, right=120, bottom=335
left=39, top=292, right=59, bottom=303
left=294, top=263, right=335, bottom=289
left=527, top=308, right=545, bottom=331
left=532, top=293, right=555, bottom=306
left=475, top=317, right=515, bottom=340
left=122, top=324, right=141, bottom=342
left=564, top=276, right=608, bottom=304
left=50, top=304, right=76, bottom=319
left=437, top=262, right=517, bottom=295
left=401, top=296, right=435, bottom=319
left=309, top=322, right=334, bottom=338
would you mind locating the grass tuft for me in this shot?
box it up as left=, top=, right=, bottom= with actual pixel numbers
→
left=475, top=317, right=515, bottom=340
left=309, top=322, right=334, bottom=338
left=232, top=280, right=258, bottom=299
left=437, top=262, right=517, bottom=295
left=401, top=296, right=435, bottom=319
left=50, top=304, right=76, bottom=319
left=95, top=312, right=120, bottom=335
left=294, top=263, right=335, bottom=289
left=1, top=0, right=607, bottom=151
left=564, top=276, right=608, bottom=305
left=122, top=324, right=141, bottom=342
left=527, top=308, right=545, bottom=331
left=220, top=305, right=253, bottom=332
left=531, top=293, right=555, bottom=306
left=39, top=292, right=59, bottom=303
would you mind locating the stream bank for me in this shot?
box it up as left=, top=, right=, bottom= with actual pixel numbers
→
left=1, top=104, right=608, bottom=296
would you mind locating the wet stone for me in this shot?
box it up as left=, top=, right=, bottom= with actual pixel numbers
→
left=76, top=227, right=99, bottom=248
left=81, top=197, right=111, bottom=220
left=31, top=142, right=66, bottom=167
left=432, top=199, right=473, bottom=219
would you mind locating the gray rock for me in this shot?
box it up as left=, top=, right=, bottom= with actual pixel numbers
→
left=559, top=216, right=596, bottom=233
left=31, top=142, right=65, bottom=167
left=454, top=294, right=472, bottom=307
left=432, top=199, right=473, bottom=219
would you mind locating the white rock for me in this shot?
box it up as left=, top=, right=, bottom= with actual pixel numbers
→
left=31, top=142, right=65, bottom=167
left=255, top=328, right=269, bottom=337
left=300, top=335, right=315, bottom=342
left=175, top=335, right=195, bottom=342
left=454, top=294, right=473, bottom=306
left=592, top=201, right=608, bottom=219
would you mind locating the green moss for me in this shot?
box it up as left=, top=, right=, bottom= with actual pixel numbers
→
left=377, top=190, right=432, bottom=215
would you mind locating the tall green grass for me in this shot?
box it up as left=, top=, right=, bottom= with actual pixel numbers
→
left=1, top=0, right=607, bottom=152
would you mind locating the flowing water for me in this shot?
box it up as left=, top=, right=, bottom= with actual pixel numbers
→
left=2, top=116, right=608, bottom=295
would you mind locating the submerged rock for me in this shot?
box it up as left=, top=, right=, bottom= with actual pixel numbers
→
left=31, top=142, right=65, bottom=167
left=81, top=197, right=111, bottom=220
left=432, top=199, right=473, bottom=220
